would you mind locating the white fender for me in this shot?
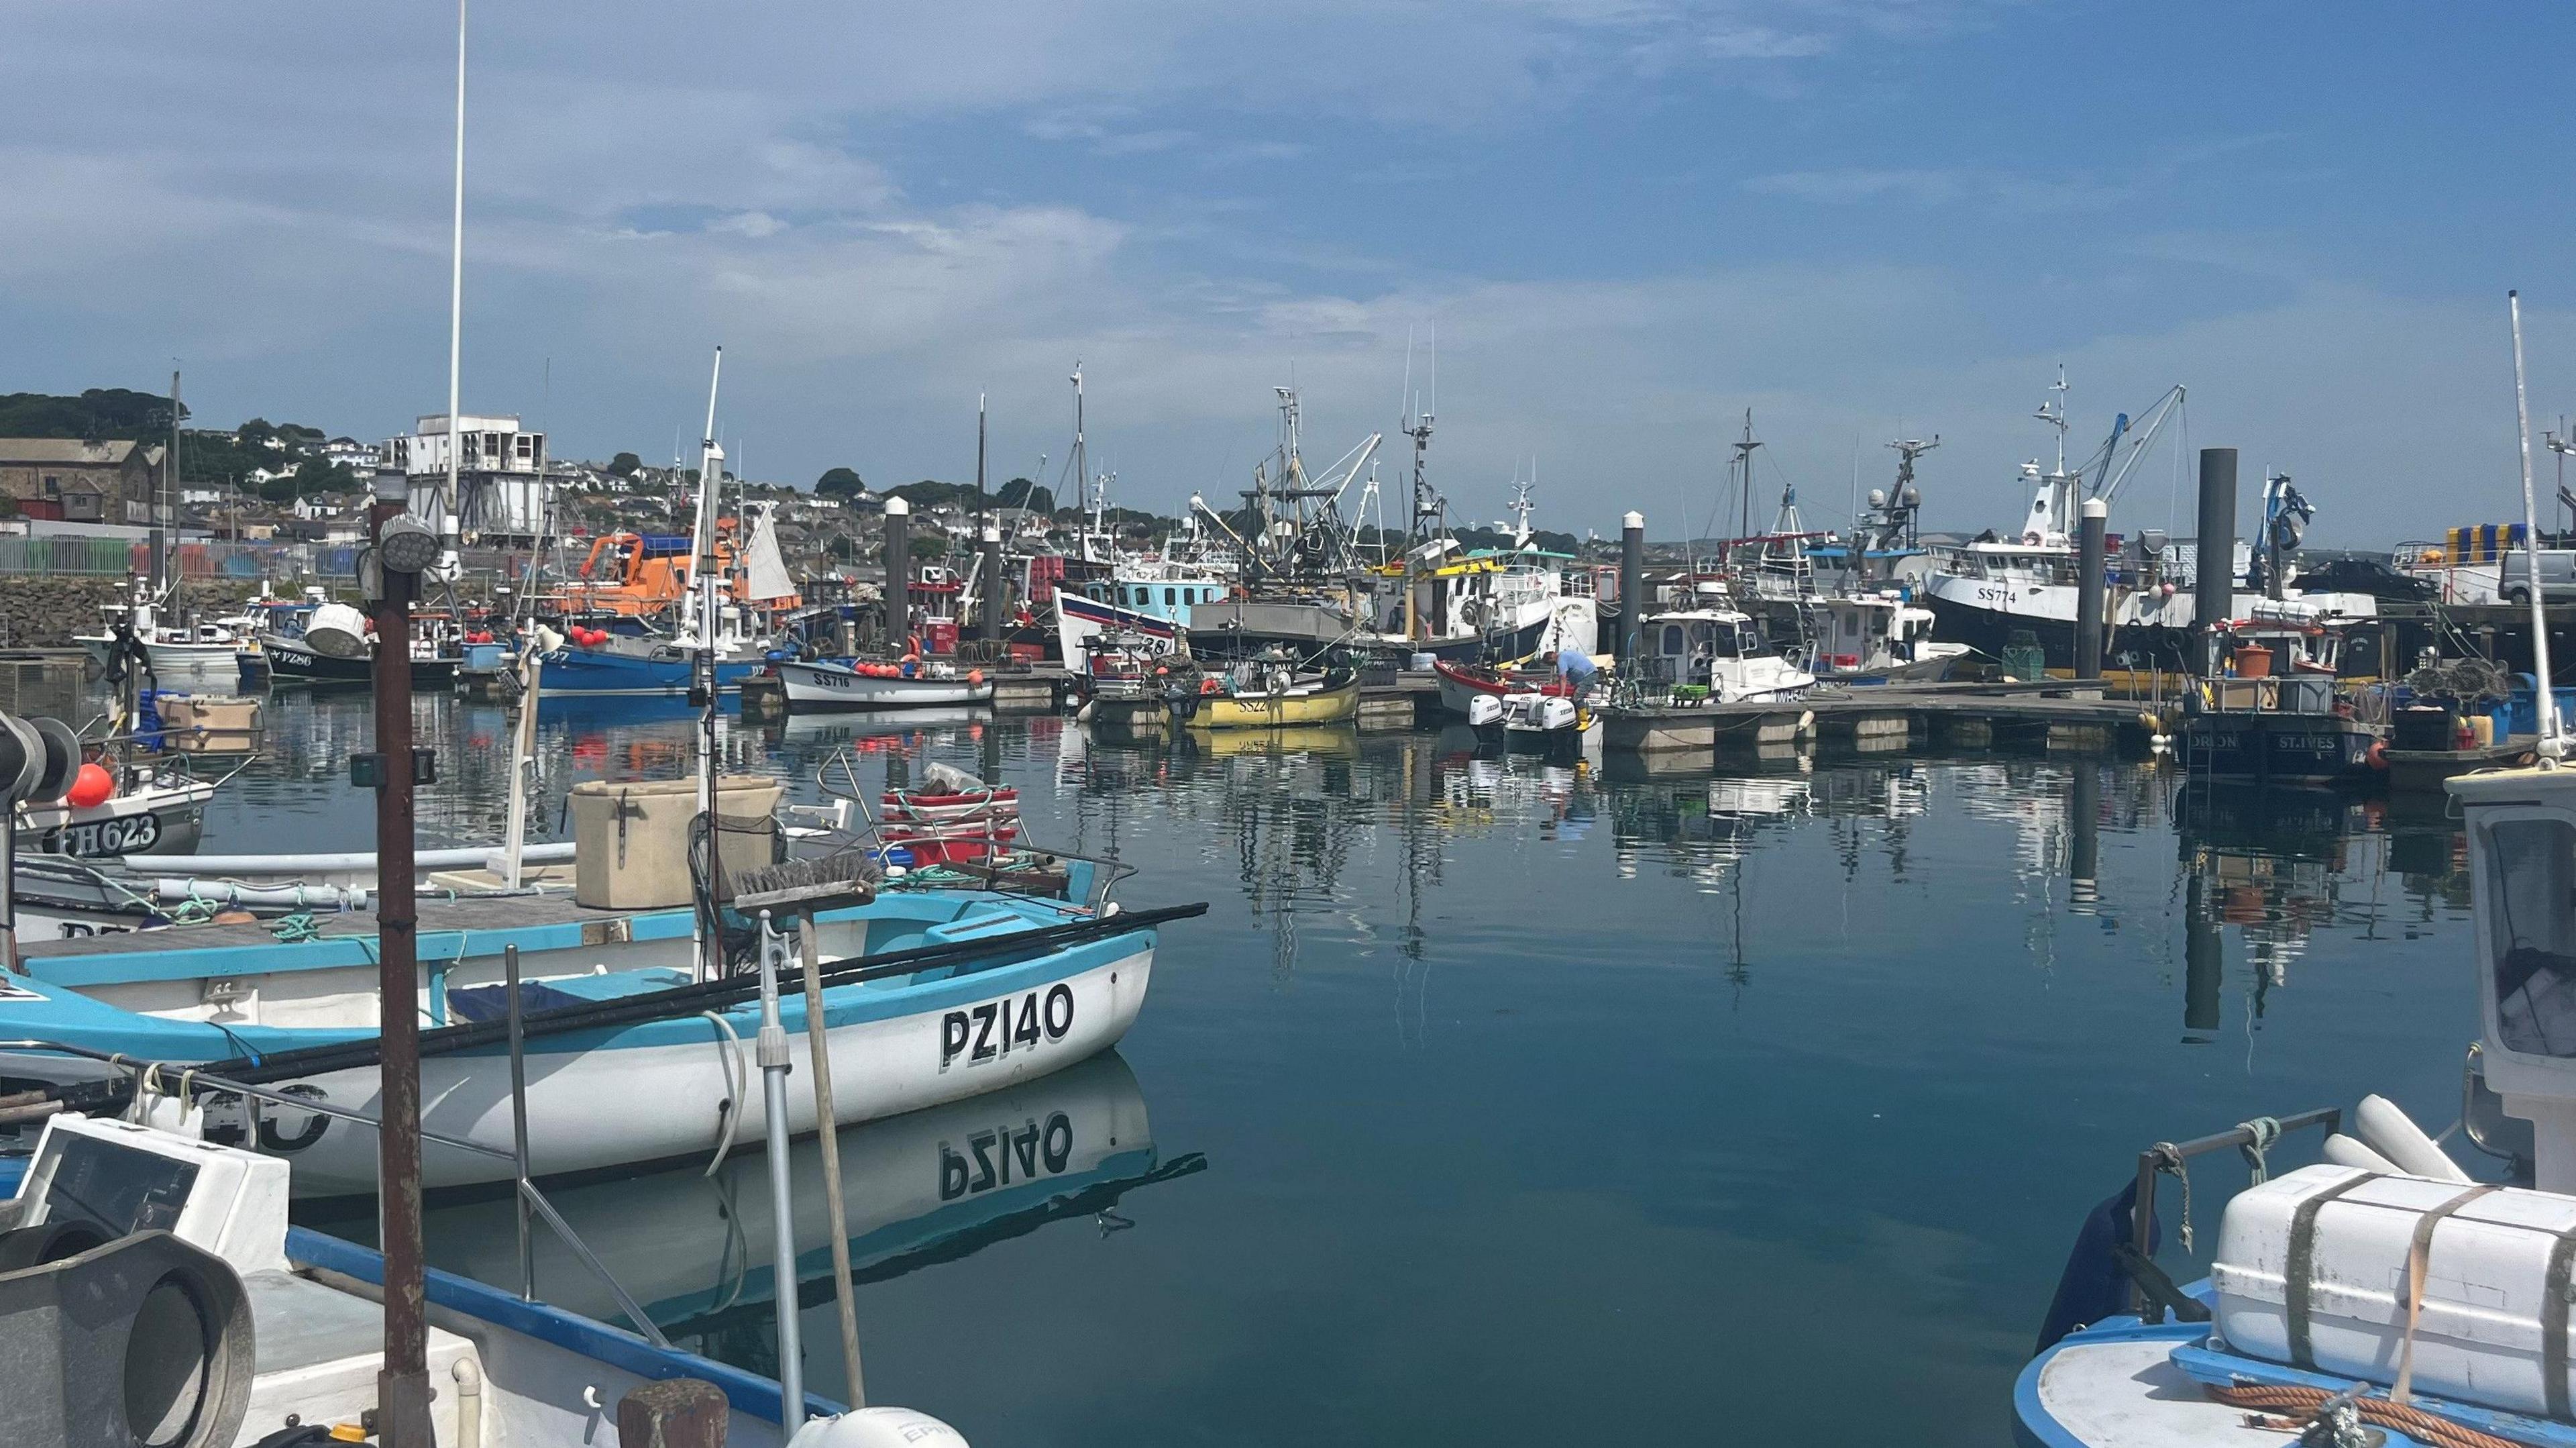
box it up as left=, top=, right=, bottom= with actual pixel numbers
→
left=2320, top=1132, right=2403, bottom=1175
left=790, top=1408, right=968, bottom=1448
left=2353, top=1094, right=2470, bottom=1182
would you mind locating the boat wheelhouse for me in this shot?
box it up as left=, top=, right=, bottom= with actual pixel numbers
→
left=1639, top=607, right=1816, bottom=703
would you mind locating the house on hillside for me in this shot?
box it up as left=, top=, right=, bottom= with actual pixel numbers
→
left=322, top=437, right=381, bottom=472
left=0, top=438, right=165, bottom=523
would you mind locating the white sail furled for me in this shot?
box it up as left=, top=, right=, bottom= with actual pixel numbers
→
left=743, top=507, right=797, bottom=601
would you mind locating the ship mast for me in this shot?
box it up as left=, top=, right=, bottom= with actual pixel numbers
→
left=1731, top=409, right=1763, bottom=545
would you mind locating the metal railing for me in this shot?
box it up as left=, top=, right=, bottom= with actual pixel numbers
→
left=2130, top=1104, right=2343, bottom=1318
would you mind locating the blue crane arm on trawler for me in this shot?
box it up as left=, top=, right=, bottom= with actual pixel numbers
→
left=2080, top=383, right=2186, bottom=511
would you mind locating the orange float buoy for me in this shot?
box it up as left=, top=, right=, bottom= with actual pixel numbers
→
left=66, top=762, right=113, bottom=809
left=2365, top=739, right=2390, bottom=772
left=967, top=668, right=984, bottom=685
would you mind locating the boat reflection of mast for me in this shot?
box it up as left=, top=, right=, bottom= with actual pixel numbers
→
left=1397, top=737, right=1442, bottom=1047
left=1727, top=852, right=1750, bottom=1006
left=2069, top=762, right=2100, bottom=914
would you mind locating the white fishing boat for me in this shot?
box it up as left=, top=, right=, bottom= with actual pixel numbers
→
left=11, top=759, right=225, bottom=860
left=1637, top=606, right=1815, bottom=703
left=0, top=886, right=1187, bottom=1196
left=777, top=659, right=997, bottom=710
left=1792, top=592, right=1968, bottom=682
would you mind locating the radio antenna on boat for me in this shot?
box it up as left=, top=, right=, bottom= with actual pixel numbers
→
left=441, top=0, right=468, bottom=563
left=2510, top=291, right=2562, bottom=758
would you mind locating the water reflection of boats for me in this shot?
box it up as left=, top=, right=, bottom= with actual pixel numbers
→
left=536, top=690, right=744, bottom=728
left=772, top=706, right=990, bottom=745
left=1183, top=724, right=1361, bottom=760
left=363, top=1053, right=1201, bottom=1339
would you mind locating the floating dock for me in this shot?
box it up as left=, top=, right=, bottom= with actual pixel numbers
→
left=1597, top=680, right=2159, bottom=760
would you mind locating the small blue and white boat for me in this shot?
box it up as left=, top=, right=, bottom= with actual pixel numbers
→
left=0, top=884, right=1173, bottom=1196
left=539, top=637, right=775, bottom=696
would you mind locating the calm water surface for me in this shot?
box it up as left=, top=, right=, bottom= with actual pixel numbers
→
left=234, top=688, right=2475, bottom=1445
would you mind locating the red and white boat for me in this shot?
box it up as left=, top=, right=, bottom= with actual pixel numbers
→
left=1432, top=658, right=1573, bottom=717
left=880, top=786, right=1020, bottom=826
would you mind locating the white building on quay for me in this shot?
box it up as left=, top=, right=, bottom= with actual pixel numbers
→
left=382, top=413, right=551, bottom=543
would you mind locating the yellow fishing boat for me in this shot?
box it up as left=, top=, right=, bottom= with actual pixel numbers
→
left=1180, top=674, right=1362, bottom=730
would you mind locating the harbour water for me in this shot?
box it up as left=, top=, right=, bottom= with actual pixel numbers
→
left=240, top=690, right=2478, bottom=1444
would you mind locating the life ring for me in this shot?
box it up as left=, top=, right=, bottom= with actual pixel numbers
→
left=2365, top=739, right=2390, bottom=772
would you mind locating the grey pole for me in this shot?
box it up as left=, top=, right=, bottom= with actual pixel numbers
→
left=883, top=495, right=911, bottom=648
left=2191, top=449, right=2238, bottom=676
left=755, top=915, right=806, bottom=1424
left=1618, top=511, right=1645, bottom=667
left=2076, top=497, right=2108, bottom=680
left=979, top=524, right=1003, bottom=644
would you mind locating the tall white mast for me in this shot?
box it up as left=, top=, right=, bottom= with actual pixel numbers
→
left=2511, top=292, right=2561, bottom=755
left=694, top=345, right=725, bottom=982
left=443, top=0, right=467, bottom=552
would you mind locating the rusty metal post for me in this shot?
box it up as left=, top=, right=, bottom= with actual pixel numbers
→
left=370, top=494, right=433, bottom=1446
left=617, top=1378, right=729, bottom=1448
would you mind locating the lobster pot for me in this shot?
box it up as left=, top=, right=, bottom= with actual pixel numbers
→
left=2212, top=1164, right=2576, bottom=1417
left=570, top=775, right=784, bottom=909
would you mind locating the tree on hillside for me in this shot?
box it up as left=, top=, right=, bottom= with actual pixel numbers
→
left=0, top=389, right=182, bottom=440
left=256, top=456, right=356, bottom=504
left=816, top=466, right=865, bottom=499
left=608, top=452, right=642, bottom=478
left=996, top=476, right=1055, bottom=513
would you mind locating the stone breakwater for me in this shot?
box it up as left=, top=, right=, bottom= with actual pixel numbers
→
left=0, top=576, right=262, bottom=649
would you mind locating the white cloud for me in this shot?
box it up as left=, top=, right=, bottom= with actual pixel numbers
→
left=0, top=0, right=2551, bottom=548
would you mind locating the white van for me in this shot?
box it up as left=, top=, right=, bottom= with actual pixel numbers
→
left=2500, top=548, right=2576, bottom=603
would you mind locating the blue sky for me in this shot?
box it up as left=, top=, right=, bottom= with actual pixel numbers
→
left=5, top=1, right=2573, bottom=544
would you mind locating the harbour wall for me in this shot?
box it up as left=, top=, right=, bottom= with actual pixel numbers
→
left=0, top=576, right=262, bottom=648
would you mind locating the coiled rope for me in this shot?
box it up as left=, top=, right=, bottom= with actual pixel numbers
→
left=2206, top=1384, right=2531, bottom=1448
left=2238, top=1115, right=2282, bottom=1184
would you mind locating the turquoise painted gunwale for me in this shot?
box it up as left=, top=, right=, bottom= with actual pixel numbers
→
left=3, top=892, right=1154, bottom=1066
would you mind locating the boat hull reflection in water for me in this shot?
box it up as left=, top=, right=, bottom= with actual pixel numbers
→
left=369, top=1053, right=1198, bottom=1342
